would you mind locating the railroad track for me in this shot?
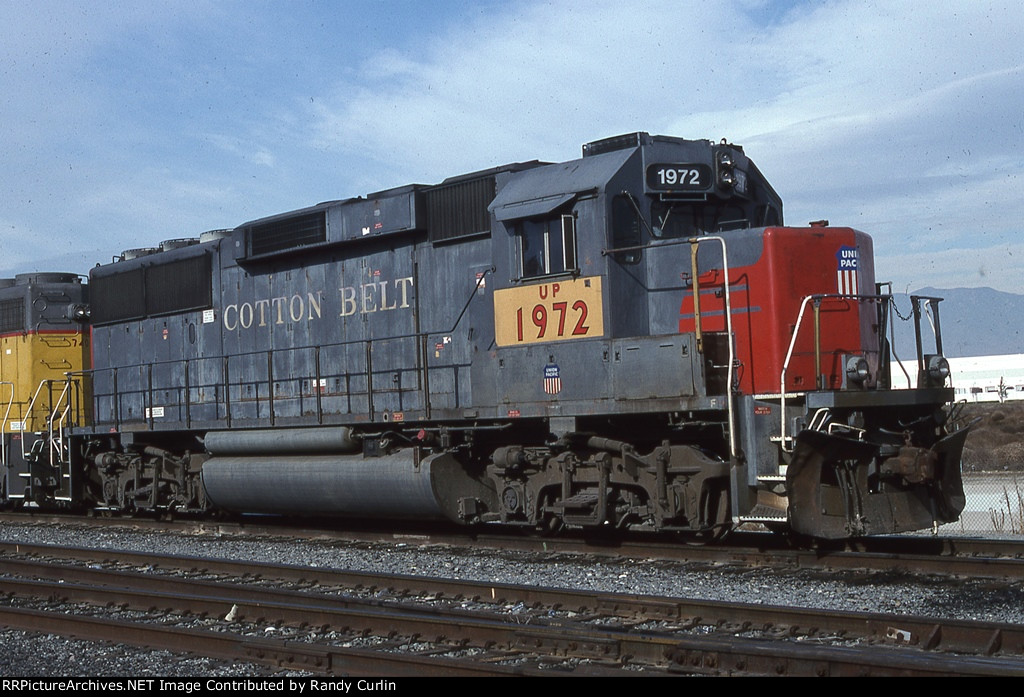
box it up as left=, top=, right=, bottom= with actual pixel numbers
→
left=5, top=512, right=1024, bottom=580
left=1, top=543, right=1023, bottom=676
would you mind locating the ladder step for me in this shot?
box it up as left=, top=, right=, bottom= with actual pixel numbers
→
left=740, top=503, right=788, bottom=523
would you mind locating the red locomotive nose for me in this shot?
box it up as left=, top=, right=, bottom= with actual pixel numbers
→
left=680, top=226, right=874, bottom=395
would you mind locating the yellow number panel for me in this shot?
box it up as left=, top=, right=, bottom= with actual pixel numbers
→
left=494, top=276, right=604, bottom=347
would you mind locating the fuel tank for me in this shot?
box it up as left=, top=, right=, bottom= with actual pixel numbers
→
left=201, top=450, right=496, bottom=522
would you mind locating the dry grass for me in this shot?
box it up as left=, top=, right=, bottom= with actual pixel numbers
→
left=960, top=402, right=1024, bottom=473
left=988, top=479, right=1024, bottom=534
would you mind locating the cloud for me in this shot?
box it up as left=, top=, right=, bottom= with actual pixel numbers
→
left=203, top=133, right=277, bottom=168
left=307, top=2, right=762, bottom=176
left=297, top=1, right=1024, bottom=294
left=0, top=0, right=1021, bottom=296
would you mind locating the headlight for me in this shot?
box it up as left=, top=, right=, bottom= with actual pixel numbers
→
left=845, top=356, right=870, bottom=386
left=926, top=355, right=950, bottom=382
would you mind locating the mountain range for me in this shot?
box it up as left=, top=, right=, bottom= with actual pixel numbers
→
left=891, top=287, right=1023, bottom=358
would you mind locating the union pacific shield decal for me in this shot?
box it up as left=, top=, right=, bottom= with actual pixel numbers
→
left=543, top=364, right=562, bottom=395
left=836, top=246, right=859, bottom=295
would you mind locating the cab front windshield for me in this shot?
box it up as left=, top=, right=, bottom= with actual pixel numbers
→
left=651, top=199, right=760, bottom=238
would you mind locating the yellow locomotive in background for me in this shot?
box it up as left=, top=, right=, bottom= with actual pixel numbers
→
left=0, top=273, right=89, bottom=505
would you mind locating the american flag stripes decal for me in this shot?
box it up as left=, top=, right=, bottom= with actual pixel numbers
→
left=837, top=268, right=859, bottom=295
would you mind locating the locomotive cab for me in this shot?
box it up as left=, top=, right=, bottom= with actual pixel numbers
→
left=484, top=132, right=965, bottom=538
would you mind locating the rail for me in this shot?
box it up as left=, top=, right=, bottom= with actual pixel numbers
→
left=48, top=378, right=79, bottom=466
left=877, top=281, right=911, bottom=389
left=911, top=295, right=945, bottom=387
left=19, top=380, right=52, bottom=461
left=603, top=234, right=739, bottom=456
left=75, top=333, right=470, bottom=432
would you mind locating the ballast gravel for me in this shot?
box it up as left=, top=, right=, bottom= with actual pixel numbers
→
left=1, top=521, right=1022, bottom=676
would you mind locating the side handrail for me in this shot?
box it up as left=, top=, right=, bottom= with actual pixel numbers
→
left=779, top=292, right=886, bottom=453
left=50, top=376, right=77, bottom=464
left=686, top=236, right=737, bottom=459
left=77, top=270, right=496, bottom=430
left=778, top=292, right=945, bottom=452
left=0, top=381, right=13, bottom=468
left=18, top=377, right=75, bottom=466
left=19, top=380, right=52, bottom=460
left=911, top=295, right=944, bottom=387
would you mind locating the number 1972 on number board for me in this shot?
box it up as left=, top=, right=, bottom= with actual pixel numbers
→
left=493, top=277, right=604, bottom=347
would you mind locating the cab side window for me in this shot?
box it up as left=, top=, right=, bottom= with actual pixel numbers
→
left=611, top=194, right=642, bottom=263
left=517, top=214, right=577, bottom=278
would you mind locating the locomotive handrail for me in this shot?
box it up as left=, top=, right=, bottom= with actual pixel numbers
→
left=778, top=292, right=896, bottom=452
left=75, top=270, right=496, bottom=433
left=605, top=234, right=738, bottom=458
left=12, top=377, right=77, bottom=500
left=779, top=295, right=809, bottom=452
left=76, top=330, right=469, bottom=432
left=0, top=381, right=13, bottom=468
left=50, top=377, right=76, bottom=470
left=603, top=234, right=738, bottom=456
left=83, top=329, right=434, bottom=373
left=782, top=293, right=868, bottom=451
left=883, top=293, right=945, bottom=389
left=686, top=236, right=737, bottom=459
left=601, top=235, right=696, bottom=257
left=19, top=379, right=54, bottom=459
left=877, top=283, right=913, bottom=389
left=911, top=296, right=945, bottom=387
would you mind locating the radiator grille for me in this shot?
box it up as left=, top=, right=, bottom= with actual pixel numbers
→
left=426, top=177, right=495, bottom=243
left=249, top=211, right=327, bottom=256
left=91, top=266, right=145, bottom=325
left=92, top=253, right=212, bottom=325
left=146, top=255, right=213, bottom=316
left=0, top=298, right=25, bottom=333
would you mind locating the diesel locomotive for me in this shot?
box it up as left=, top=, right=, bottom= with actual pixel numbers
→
left=1, top=132, right=968, bottom=539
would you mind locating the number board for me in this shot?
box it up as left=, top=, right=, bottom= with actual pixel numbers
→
left=494, top=276, right=604, bottom=347
left=645, top=163, right=712, bottom=191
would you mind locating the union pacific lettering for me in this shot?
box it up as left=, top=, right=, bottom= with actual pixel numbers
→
left=222, top=276, right=414, bottom=331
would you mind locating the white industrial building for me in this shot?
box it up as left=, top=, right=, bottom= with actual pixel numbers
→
left=949, top=354, right=1024, bottom=402
left=896, top=354, right=1024, bottom=402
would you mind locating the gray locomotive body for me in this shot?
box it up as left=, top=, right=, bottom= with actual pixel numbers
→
left=66, top=133, right=966, bottom=539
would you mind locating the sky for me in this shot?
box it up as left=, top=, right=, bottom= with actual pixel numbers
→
left=2, top=0, right=1022, bottom=294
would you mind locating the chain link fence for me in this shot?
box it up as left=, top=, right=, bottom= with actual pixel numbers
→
left=946, top=401, right=1024, bottom=536
left=944, top=472, right=1024, bottom=536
